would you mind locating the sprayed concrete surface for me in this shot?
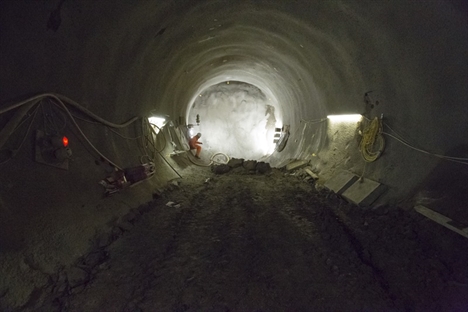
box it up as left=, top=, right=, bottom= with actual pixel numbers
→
left=1, top=1, right=467, bottom=310
left=27, top=165, right=468, bottom=312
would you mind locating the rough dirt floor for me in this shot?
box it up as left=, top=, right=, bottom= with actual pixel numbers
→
left=38, top=165, right=468, bottom=312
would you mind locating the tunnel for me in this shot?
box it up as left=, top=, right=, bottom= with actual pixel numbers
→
left=1, top=0, right=467, bottom=310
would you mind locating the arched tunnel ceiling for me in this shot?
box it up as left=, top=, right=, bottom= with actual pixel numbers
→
left=134, top=1, right=365, bottom=121
left=0, top=0, right=466, bottom=194
left=73, top=0, right=467, bottom=164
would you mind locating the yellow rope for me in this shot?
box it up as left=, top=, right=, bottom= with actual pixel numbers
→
left=360, top=117, right=385, bottom=162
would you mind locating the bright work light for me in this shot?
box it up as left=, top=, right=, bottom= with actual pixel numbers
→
left=327, top=114, right=362, bottom=122
left=148, top=116, right=167, bottom=133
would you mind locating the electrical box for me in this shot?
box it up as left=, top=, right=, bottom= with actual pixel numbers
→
left=35, top=130, right=72, bottom=170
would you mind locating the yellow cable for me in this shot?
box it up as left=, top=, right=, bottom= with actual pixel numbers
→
left=360, top=117, right=385, bottom=162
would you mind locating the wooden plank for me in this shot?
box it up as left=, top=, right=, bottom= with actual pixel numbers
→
left=286, top=160, right=308, bottom=171
left=304, top=167, right=319, bottom=179
left=414, top=205, right=468, bottom=239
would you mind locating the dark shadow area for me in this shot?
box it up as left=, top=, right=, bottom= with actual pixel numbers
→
left=415, top=145, right=468, bottom=224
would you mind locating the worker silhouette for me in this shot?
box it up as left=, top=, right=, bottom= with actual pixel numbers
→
left=189, top=133, right=203, bottom=158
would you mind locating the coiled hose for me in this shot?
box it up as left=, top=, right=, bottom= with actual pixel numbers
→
left=187, top=151, right=230, bottom=167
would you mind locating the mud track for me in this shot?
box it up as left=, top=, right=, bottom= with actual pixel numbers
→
left=40, top=167, right=468, bottom=311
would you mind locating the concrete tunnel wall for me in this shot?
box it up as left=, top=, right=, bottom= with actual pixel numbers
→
left=0, top=0, right=467, bottom=308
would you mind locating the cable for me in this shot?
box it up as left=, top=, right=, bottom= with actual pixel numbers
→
left=186, top=151, right=230, bottom=167
left=1, top=93, right=176, bottom=172
left=140, top=154, right=152, bottom=164
left=137, top=119, right=179, bottom=180
left=44, top=98, right=67, bottom=133
left=211, top=152, right=230, bottom=164
left=145, top=120, right=158, bottom=154
left=0, top=94, right=44, bottom=115
left=0, top=93, right=136, bottom=168
left=151, top=125, right=182, bottom=178
left=138, top=118, right=152, bottom=160
left=69, top=112, right=143, bottom=140
left=138, top=118, right=163, bottom=162
left=66, top=112, right=101, bottom=125
left=158, top=150, right=183, bottom=179
left=186, top=153, right=212, bottom=167
left=64, top=103, right=166, bottom=169
left=359, top=116, right=385, bottom=162
left=11, top=99, right=42, bottom=131
left=58, top=94, right=139, bottom=128
left=0, top=104, right=40, bottom=165
left=383, top=122, right=468, bottom=162
left=0, top=93, right=139, bottom=128
left=382, top=132, right=468, bottom=166
left=148, top=123, right=167, bottom=153
left=364, top=116, right=468, bottom=165
left=47, top=95, right=123, bottom=170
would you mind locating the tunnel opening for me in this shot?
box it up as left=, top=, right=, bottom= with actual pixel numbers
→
left=186, top=81, right=282, bottom=160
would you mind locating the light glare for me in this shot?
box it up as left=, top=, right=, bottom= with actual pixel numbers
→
left=148, top=116, right=166, bottom=133
left=327, top=114, right=362, bottom=122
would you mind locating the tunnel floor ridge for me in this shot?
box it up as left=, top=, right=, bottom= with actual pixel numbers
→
left=36, top=167, right=468, bottom=311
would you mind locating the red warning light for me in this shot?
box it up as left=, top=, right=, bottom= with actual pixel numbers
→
left=62, top=136, right=69, bottom=147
